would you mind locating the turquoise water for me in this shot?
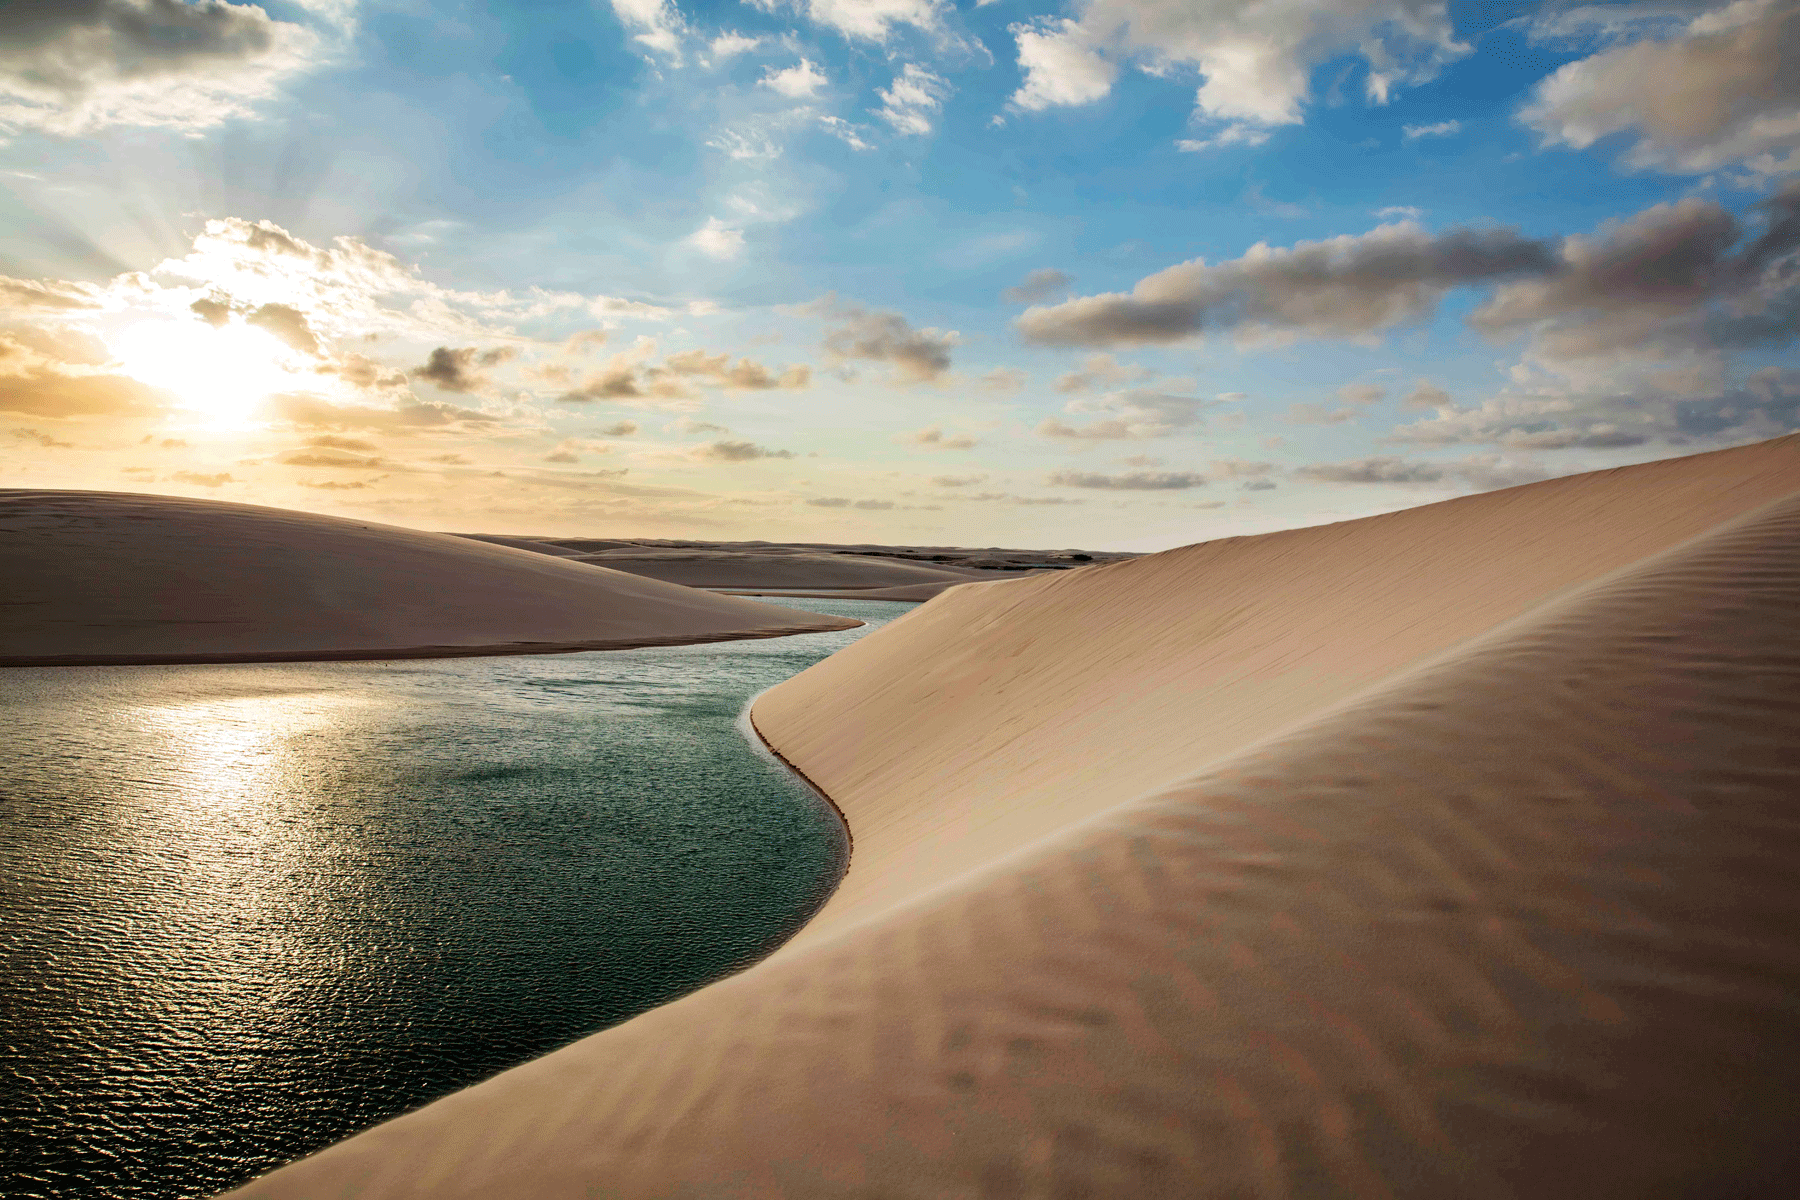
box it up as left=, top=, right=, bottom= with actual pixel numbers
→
left=0, top=598, right=906, bottom=1200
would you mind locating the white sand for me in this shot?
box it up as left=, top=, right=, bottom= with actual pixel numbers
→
left=0, top=490, right=858, bottom=666
left=211, top=434, right=1800, bottom=1196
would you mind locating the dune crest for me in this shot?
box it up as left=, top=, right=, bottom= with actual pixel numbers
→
left=0, top=491, right=858, bottom=666
left=230, top=439, right=1800, bottom=1196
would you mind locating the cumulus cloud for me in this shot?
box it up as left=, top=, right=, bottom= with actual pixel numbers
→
left=610, top=0, right=686, bottom=58
left=1004, top=0, right=1466, bottom=146
left=1018, top=220, right=1556, bottom=347
left=1402, top=379, right=1452, bottom=409
left=659, top=349, right=810, bottom=389
left=0, top=0, right=334, bottom=136
left=822, top=305, right=958, bottom=383
left=1002, top=267, right=1073, bottom=304
left=688, top=217, right=746, bottom=260
left=413, top=345, right=516, bottom=394
left=694, top=439, right=795, bottom=461
left=1048, top=468, right=1208, bottom=489
left=1040, top=387, right=1216, bottom=439
left=760, top=0, right=947, bottom=44
left=761, top=58, right=828, bottom=99
left=1052, top=352, right=1150, bottom=392
left=1520, top=0, right=1800, bottom=176
left=906, top=424, right=979, bottom=449
left=602, top=419, right=639, bottom=436
left=875, top=63, right=950, bottom=136
left=244, top=302, right=321, bottom=356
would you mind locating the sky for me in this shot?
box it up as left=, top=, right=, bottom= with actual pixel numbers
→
left=2, top=0, right=1797, bottom=550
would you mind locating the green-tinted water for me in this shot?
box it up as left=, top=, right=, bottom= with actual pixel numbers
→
left=0, top=598, right=906, bottom=1199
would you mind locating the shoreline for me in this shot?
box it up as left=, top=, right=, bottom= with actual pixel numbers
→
left=0, top=620, right=863, bottom=670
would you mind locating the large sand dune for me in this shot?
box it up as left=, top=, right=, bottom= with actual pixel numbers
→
left=229, top=436, right=1800, bottom=1197
left=0, top=491, right=858, bottom=666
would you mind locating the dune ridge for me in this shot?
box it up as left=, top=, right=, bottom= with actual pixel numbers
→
left=0, top=491, right=858, bottom=666
left=230, top=440, right=1800, bottom=1197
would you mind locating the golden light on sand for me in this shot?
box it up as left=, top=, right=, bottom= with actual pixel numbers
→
left=112, top=319, right=302, bottom=427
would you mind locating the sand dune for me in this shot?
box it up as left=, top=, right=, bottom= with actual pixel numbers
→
left=558, top=547, right=985, bottom=590
left=229, top=436, right=1800, bottom=1197
left=0, top=491, right=858, bottom=666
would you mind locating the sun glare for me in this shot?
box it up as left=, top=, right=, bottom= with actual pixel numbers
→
left=113, top=319, right=304, bottom=428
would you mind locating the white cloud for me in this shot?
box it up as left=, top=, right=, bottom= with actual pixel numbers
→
left=762, top=0, right=947, bottom=43
left=761, top=59, right=829, bottom=99
left=876, top=63, right=950, bottom=136
left=687, top=218, right=746, bottom=259
left=610, top=0, right=686, bottom=59
left=1004, top=0, right=1467, bottom=146
left=707, top=32, right=762, bottom=62
left=1403, top=119, right=1462, bottom=140
left=818, top=114, right=873, bottom=150
left=1520, top=0, right=1800, bottom=175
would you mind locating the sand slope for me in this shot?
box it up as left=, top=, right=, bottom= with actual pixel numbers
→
left=230, top=443, right=1800, bottom=1197
left=756, top=434, right=1800, bottom=945
left=558, top=547, right=987, bottom=590
left=0, top=491, right=858, bottom=666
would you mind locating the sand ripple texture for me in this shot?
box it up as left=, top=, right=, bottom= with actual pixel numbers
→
left=233, top=438, right=1800, bottom=1198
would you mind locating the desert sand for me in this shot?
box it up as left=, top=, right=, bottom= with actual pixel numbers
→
left=0, top=491, right=858, bottom=666
left=225, top=434, right=1800, bottom=1196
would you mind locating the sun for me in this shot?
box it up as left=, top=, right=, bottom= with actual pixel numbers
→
left=112, top=318, right=305, bottom=428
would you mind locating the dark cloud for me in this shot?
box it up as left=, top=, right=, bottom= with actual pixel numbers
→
left=906, top=425, right=979, bottom=449
left=806, top=497, right=894, bottom=509
left=12, top=427, right=74, bottom=448
left=1293, top=455, right=1446, bottom=483
left=695, top=439, right=795, bottom=462
left=0, top=0, right=315, bottom=135
left=1018, top=222, right=1556, bottom=347
left=1048, top=469, right=1208, bottom=490
left=245, top=302, right=320, bottom=356
left=1002, top=268, right=1072, bottom=304
left=602, top=420, right=639, bottom=436
left=822, top=306, right=957, bottom=383
left=413, top=345, right=516, bottom=393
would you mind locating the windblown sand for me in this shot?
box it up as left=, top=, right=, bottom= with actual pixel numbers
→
left=222, top=434, right=1800, bottom=1196
left=0, top=491, right=858, bottom=666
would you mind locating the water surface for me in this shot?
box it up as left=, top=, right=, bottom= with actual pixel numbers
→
left=0, top=598, right=905, bottom=1199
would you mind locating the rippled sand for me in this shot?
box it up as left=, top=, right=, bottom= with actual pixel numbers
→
left=233, top=436, right=1800, bottom=1197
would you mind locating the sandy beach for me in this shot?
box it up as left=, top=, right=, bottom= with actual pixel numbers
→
left=225, top=435, right=1800, bottom=1197
left=0, top=491, right=859, bottom=666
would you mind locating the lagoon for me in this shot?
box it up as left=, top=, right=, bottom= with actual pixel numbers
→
left=0, top=598, right=904, bottom=1200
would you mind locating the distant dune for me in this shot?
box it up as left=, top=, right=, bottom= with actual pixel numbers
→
left=221, top=434, right=1800, bottom=1196
left=0, top=491, right=858, bottom=666
left=558, top=547, right=984, bottom=590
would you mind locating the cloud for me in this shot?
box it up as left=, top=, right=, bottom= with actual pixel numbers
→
left=1018, top=220, right=1556, bottom=347
left=659, top=349, right=810, bottom=389
left=670, top=416, right=730, bottom=435
left=1520, top=0, right=1800, bottom=175
left=1375, top=205, right=1425, bottom=220
left=806, top=496, right=895, bottom=509
left=761, top=59, right=828, bottom=99
left=906, top=424, right=978, bottom=449
left=303, top=434, right=377, bottom=452
left=875, top=63, right=950, bottom=136
left=296, top=476, right=384, bottom=490
left=1040, top=387, right=1214, bottom=439
left=610, top=0, right=686, bottom=58
left=1241, top=478, right=1278, bottom=491
left=931, top=473, right=988, bottom=486
left=759, top=0, right=946, bottom=44
left=1209, top=458, right=1276, bottom=478
left=1293, top=455, right=1446, bottom=482
left=544, top=438, right=610, bottom=464
left=275, top=448, right=384, bottom=469
left=823, top=306, right=958, bottom=383
left=1052, top=352, right=1150, bottom=392
left=1339, top=382, right=1388, bottom=405
left=244, top=302, right=321, bottom=356
left=1403, top=119, right=1462, bottom=140
left=12, top=426, right=73, bottom=448
left=1402, top=379, right=1452, bottom=409
left=1004, top=0, right=1466, bottom=144
left=413, top=345, right=515, bottom=394
left=694, top=439, right=795, bottom=461
left=168, top=470, right=235, bottom=488
left=1283, top=402, right=1362, bottom=425
left=707, top=31, right=762, bottom=61
left=264, top=393, right=497, bottom=431
left=1048, top=468, right=1208, bottom=489
left=688, top=217, right=746, bottom=260
left=602, top=419, right=639, bottom=436
left=1002, top=267, right=1073, bottom=304
left=0, top=0, right=332, bottom=136
left=817, top=114, right=873, bottom=150
left=980, top=367, right=1028, bottom=391
left=0, top=333, right=170, bottom=418
left=1, top=274, right=104, bottom=311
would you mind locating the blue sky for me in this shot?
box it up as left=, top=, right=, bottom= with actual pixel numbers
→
left=2, top=0, right=1797, bottom=548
